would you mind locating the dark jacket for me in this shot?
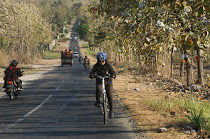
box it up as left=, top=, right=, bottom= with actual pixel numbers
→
left=4, top=66, right=23, bottom=80
left=90, top=61, right=116, bottom=83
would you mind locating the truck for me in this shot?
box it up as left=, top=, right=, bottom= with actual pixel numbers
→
left=61, top=50, right=73, bottom=66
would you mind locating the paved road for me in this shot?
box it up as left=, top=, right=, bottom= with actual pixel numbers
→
left=0, top=33, right=143, bottom=139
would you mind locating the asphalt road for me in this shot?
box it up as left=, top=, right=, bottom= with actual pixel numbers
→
left=0, top=32, right=143, bottom=139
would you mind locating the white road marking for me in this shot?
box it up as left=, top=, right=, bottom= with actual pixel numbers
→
left=24, top=95, right=52, bottom=117
left=4, top=95, right=52, bottom=130
left=59, top=98, right=72, bottom=112
left=56, top=87, right=60, bottom=90
left=59, top=93, right=80, bottom=112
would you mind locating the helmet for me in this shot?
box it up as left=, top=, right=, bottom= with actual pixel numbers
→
left=10, top=60, right=18, bottom=66
left=96, top=52, right=107, bottom=61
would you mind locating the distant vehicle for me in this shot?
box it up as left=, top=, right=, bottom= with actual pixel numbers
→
left=73, top=52, right=79, bottom=58
left=61, top=50, right=73, bottom=66
left=73, top=37, right=78, bottom=41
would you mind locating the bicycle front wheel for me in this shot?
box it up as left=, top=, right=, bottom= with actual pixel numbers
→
left=103, top=98, right=108, bottom=124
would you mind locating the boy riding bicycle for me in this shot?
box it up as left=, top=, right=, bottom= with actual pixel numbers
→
left=89, top=52, right=116, bottom=118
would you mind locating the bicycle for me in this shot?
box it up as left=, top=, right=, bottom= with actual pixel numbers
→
left=96, top=75, right=111, bottom=124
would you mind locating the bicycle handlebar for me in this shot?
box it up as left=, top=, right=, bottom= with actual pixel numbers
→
left=96, top=75, right=111, bottom=79
left=89, top=75, right=116, bottom=79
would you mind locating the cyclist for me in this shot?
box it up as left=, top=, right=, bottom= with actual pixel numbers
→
left=89, top=52, right=116, bottom=118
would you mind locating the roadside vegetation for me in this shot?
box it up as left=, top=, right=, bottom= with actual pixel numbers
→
left=77, top=0, right=209, bottom=138
left=143, top=95, right=210, bottom=131
left=0, top=0, right=83, bottom=64
left=83, top=44, right=95, bottom=55
left=77, top=0, right=209, bottom=87
left=43, top=51, right=60, bottom=59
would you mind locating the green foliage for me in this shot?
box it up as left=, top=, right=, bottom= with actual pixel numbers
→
left=82, top=43, right=89, bottom=48
left=82, top=0, right=209, bottom=70
left=156, top=81, right=163, bottom=88
left=40, top=0, right=75, bottom=33
left=186, top=108, right=205, bottom=131
left=143, top=95, right=210, bottom=132
left=60, top=34, right=66, bottom=38
left=105, top=37, right=115, bottom=41
left=72, top=2, right=82, bottom=15
left=76, top=17, right=89, bottom=41
left=143, top=94, right=210, bottom=113
left=134, top=77, right=141, bottom=83
left=94, top=31, right=106, bottom=43
left=64, top=29, right=69, bottom=34
left=77, top=23, right=89, bottom=40
left=143, top=99, right=174, bottom=112
left=84, top=48, right=95, bottom=56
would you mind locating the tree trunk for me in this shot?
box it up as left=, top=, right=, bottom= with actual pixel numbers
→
left=170, top=46, right=174, bottom=77
left=191, top=46, right=194, bottom=84
left=155, top=51, right=158, bottom=75
left=186, top=63, right=191, bottom=87
left=196, top=48, right=204, bottom=85
left=138, top=54, right=142, bottom=67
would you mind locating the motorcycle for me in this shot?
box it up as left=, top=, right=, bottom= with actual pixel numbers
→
left=6, top=78, right=22, bottom=100
left=84, top=61, right=89, bottom=71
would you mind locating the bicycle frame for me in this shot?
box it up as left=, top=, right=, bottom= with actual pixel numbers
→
left=97, top=75, right=110, bottom=124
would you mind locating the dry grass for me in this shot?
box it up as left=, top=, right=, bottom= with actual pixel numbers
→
left=113, top=75, right=195, bottom=138
left=0, top=51, right=10, bottom=67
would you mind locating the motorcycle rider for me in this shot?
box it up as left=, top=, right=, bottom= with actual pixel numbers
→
left=69, top=49, right=73, bottom=57
left=79, top=56, right=83, bottom=63
left=3, top=60, right=23, bottom=92
left=64, top=49, right=69, bottom=57
left=83, top=55, right=90, bottom=66
left=89, top=52, right=116, bottom=118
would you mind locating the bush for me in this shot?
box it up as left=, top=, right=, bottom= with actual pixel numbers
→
left=186, top=108, right=205, bottom=131
left=82, top=43, right=89, bottom=48
left=142, top=95, right=210, bottom=133
left=84, top=49, right=95, bottom=56
left=60, top=34, right=66, bottom=38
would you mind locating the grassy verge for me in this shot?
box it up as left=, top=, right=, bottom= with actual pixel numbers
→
left=43, top=51, right=60, bottom=59
left=82, top=43, right=89, bottom=48
left=142, top=95, right=210, bottom=134
left=82, top=44, right=95, bottom=56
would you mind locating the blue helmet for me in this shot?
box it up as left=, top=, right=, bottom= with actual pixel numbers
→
left=96, top=52, right=107, bottom=61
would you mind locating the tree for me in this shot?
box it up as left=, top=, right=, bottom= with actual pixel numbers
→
left=83, top=0, right=209, bottom=86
